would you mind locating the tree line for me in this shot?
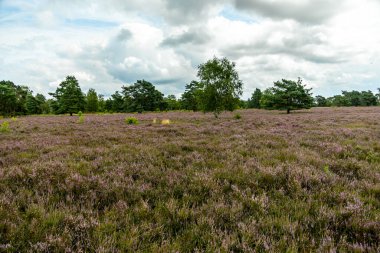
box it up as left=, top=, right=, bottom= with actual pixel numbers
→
left=1, top=57, right=380, bottom=117
left=247, top=86, right=380, bottom=109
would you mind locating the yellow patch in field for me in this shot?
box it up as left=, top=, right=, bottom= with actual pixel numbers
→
left=161, top=119, right=171, bottom=125
left=153, top=118, right=157, bottom=124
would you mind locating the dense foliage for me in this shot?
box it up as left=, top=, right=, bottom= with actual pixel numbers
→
left=261, top=78, right=314, bottom=114
left=49, top=76, right=85, bottom=116
left=315, top=90, right=379, bottom=107
left=197, top=57, right=243, bottom=117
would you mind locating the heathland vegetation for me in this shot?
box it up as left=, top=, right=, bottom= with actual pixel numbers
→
left=1, top=57, right=380, bottom=251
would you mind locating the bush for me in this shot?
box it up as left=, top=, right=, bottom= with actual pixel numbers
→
left=125, top=117, right=139, bottom=125
left=78, top=111, right=83, bottom=116
left=0, top=121, right=10, bottom=132
left=11, top=117, right=17, bottom=122
left=234, top=113, right=242, bottom=120
left=78, top=115, right=85, bottom=124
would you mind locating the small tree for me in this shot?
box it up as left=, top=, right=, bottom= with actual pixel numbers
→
left=180, top=81, right=202, bottom=111
left=50, top=76, right=85, bottom=116
left=315, top=95, right=328, bottom=107
left=86, top=88, right=99, bottom=112
left=261, top=78, right=313, bottom=114
left=197, top=57, right=243, bottom=117
left=248, top=88, right=262, bottom=109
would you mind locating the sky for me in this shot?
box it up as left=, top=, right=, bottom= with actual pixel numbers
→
left=1, top=0, right=380, bottom=99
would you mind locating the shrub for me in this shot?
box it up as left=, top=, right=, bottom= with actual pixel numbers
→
left=78, top=115, right=85, bottom=124
left=126, top=117, right=139, bottom=125
left=0, top=121, right=10, bottom=132
left=234, top=113, right=242, bottom=120
left=11, top=117, right=17, bottom=122
left=78, top=111, right=83, bottom=117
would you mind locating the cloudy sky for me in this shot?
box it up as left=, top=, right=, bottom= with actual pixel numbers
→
left=1, top=0, right=380, bottom=98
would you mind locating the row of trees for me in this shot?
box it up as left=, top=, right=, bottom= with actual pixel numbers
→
left=1, top=57, right=380, bottom=116
left=247, top=86, right=380, bottom=110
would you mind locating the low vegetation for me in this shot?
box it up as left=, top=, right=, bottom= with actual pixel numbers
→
left=0, top=107, right=379, bottom=252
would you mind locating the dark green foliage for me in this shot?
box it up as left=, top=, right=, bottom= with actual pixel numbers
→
left=25, top=93, right=48, bottom=115
left=315, top=95, right=328, bottom=107
left=122, top=80, right=165, bottom=112
left=0, top=81, right=29, bottom=116
left=97, top=94, right=106, bottom=112
left=49, top=76, right=85, bottom=116
left=86, top=88, right=99, bottom=112
left=248, top=88, right=262, bottom=108
left=358, top=90, right=378, bottom=106
left=196, top=57, right=243, bottom=117
left=110, top=91, right=125, bottom=112
left=261, top=78, right=314, bottom=114
left=0, top=81, right=17, bottom=116
left=164, top=95, right=180, bottom=111
left=180, top=81, right=202, bottom=111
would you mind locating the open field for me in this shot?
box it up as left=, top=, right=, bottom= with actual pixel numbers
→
left=0, top=107, right=379, bottom=252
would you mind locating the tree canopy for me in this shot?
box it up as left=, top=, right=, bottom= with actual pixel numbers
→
left=261, top=78, right=314, bottom=114
left=248, top=88, right=262, bottom=109
left=197, top=57, right=243, bottom=117
left=122, top=80, right=165, bottom=113
left=49, top=76, right=85, bottom=116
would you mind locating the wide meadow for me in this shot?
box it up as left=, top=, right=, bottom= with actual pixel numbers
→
left=0, top=107, right=379, bottom=252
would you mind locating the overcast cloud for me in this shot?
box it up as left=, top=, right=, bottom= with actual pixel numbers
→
left=1, top=0, right=379, bottom=98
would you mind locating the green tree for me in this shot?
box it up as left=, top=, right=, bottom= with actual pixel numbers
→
left=165, top=95, right=180, bottom=111
left=98, top=94, right=106, bottom=112
left=315, top=95, right=328, bottom=107
left=111, top=91, right=125, bottom=112
left=26, top=93, right=40, bottom=114
left=180, top=81, right=202, bottom=111
left=49, top=76, right=85, bottom=116
left=248, top=88, right=262, bottom=109
left=0, top=81, right=17, bottom=116
left=197, top=57, right=243, bottom=117
left=35, top=94, right=50, bottom=114
left=360, top=91, right=378, bottom=106
left=86, top=88, right=99, bottom=112
left=261, top=78, right=313, bottom=114
left=122, top=80, right=164, bottom=112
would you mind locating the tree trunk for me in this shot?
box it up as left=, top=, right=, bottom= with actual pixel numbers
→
left=70, top=112, right=73, bottom=116
left=287, top=108, right=290, bottom=114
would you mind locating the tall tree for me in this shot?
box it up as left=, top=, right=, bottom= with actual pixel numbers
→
left=315, top=95, right=328, bottom=107
left=49, top=76, right=85, bottom=116
left=122, top=80, right=164, bottom=112
left=86, top=88, right=99, bottom=112
left=197, top=57, right=243, bottom=117
left=0, top=81, right=17, bottom=116
left=111, top=91, right=125, bottom=112
left=165, top=95, right=180, bottom=111
left=180, top=81, right=202, bottom=111
left=261, top=78, right=313, bottom=114
left=360, top=91, right=378, bottom=106
left=248, top=88, right=262, bottom=109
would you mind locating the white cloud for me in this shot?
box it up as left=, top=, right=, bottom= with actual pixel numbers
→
left=0, top=0, right=380, bottom=99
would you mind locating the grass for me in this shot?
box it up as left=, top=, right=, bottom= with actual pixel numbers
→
left=0, top=107, right=379, bottom=252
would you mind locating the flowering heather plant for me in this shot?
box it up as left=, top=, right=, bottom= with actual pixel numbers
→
left=0, top=107, right=379, bottom=252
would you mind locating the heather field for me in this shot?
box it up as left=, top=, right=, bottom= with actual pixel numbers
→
left=1, top=107, right=380, bottom=252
